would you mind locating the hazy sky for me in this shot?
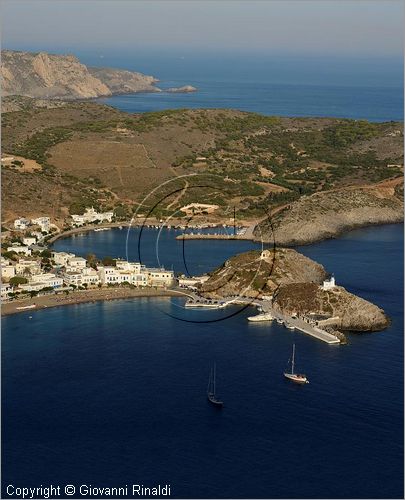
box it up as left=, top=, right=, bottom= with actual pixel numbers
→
left=1, top=0, right=403, bottom=57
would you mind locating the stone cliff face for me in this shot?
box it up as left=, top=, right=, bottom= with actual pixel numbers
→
left=254, top=181, right=404, bottom=246
left=1, top=50, right=159, bottom=99
left=200, top=249, right=389, bottom=332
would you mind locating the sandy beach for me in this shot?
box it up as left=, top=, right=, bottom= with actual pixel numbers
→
left=1, top=287, right=190, bottom=316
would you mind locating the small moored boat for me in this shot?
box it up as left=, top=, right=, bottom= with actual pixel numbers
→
left=284, top=344, right=309, bottom=384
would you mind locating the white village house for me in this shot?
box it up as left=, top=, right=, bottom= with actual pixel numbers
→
left=1, top=284, right=12, bottom=299
left=52, top=251, right=76, bottom=266
left=97, top=266, right=148, bottom=287
left=31, top=217, right=51, bottom=232
left=1, top=258, right=16, bottom=280
left=15, top=259, right=41, bottom=276
left=14, top=218, right=30, bottom=230
left=23, top=236, right=37, bottom=247
left=322, top=276, right=336, bottom=291
left=147, top=268, right=175, bottom=287
left=178, top=275, right=210, bottom=288
left=65, top=256, right=87, bottom=272
left=19, top=273, right=64, bottom=292
left=71, top=207, right=114, bottom=227
left=63, top=267, right=100, bottom=287
left=7, top=245, right=31, bottom=256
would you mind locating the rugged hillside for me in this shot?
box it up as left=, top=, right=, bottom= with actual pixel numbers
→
left=199, top=248, right=327, bottom=298
left=199, top=249, right=389, bottom=332
left=88, top=66, right=159, bottom=95
left=273, top=282, right=388, bottom=331
left=255, top=179, right=404, bottom=246
left=1, top=98, right=403, bottom=225
left=1, top=50, right=159, bottom=99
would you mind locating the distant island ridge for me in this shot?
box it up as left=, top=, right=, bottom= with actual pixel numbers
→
left=1, top=49, right=197, bottom=100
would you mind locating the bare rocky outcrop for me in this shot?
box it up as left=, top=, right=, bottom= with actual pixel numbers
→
left=1, top=50, right=160, bottom=99
left=273, top=283, right=389, bottom=332
left=255, top=181, right=404, bottom=246
left=199, top=248, right=327, bottom=299
left=165, top=85, right=197, bottom=93
left=2, top=50, right=111, bottom=99
left=200, top=249, right=390, bottom=332
left=88, top=66, right=160, bottom=95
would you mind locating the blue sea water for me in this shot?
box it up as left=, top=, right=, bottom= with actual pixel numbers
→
left=2, top=224, right=403, bottom=498
left=52, top=226, right=264, bottom=276
left=84, top=51, right=404, bottom=121
left=2, top=48, right=404, bottom=498
left=99, top=83, right=403, bottom=122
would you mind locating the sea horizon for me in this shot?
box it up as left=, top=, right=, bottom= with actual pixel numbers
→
left=3, top=45, right=403, bottom=121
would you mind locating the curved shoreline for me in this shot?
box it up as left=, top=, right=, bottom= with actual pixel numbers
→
left=47, top=222, right=131, bottom=244
left=48, top=217, right=403, bottom=247
left=1, top=288, right=192, bottom=317
left=255, top=219, right=404, bottom=247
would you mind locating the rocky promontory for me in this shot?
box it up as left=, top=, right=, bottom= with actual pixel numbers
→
left=88, top=66, right=160, bottom=95
left=199, top=248, right=389, bottom=332
left=254, top=181, right=403, bottom=246
left=1, top=50, right=161, bottom=99
left=165, top=85, right=197, bottom=93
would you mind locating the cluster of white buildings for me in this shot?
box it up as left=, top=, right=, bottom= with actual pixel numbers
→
left=1, top=247, right=175, bottom=300
left=1, top=255, right=62, bottom=299
left=56, top=252, right=174, bottom=288
left=71, top=207, right=114, bottom=227
left=14, top=216, right=51, bottom=233
left=1, top=256, right=42, bottom=280
left=5, top=235, right=44, bottom=258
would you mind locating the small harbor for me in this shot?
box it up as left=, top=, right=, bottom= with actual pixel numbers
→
left=183, top=292, right=341, bottom=344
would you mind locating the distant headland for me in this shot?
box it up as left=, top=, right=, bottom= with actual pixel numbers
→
left=1, top=49, right=196, bottom=100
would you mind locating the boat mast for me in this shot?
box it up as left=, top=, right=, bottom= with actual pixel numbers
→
left=292, top=344, right=295, bottom=375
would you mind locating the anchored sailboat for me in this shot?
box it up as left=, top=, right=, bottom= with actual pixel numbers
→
left=207, top=363, right=224, bottom=407
left=284, top=344, right=309, bottom=384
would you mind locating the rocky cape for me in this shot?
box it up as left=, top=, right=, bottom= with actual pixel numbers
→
left=254, top=179, right=404, bottom=246
left=165, top=85, right=197, bottom=93
left=199, top=248, right=389, bottom=332
left=1, top=50, right=194, bottom=100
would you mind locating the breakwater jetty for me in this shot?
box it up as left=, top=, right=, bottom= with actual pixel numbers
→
left=184, top=292, right=341, bottom=344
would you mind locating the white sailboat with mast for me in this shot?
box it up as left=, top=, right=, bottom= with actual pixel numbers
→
left=207, top=363, right=224, bottom=407
left=284, top=344, right=309, bottom=384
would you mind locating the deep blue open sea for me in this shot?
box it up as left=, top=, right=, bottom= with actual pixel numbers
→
left=2, top=224, right=403, bottom=498
left=84, top=51, right=404, bottom=121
